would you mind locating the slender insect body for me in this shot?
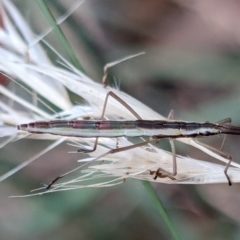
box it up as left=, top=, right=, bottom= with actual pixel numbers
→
left=17, top=91, right=240, bottom=188
left=18, top=120, right=223, bottom=138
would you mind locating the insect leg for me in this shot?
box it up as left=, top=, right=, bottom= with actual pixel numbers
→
left=101, top=91, right=142, bottom=120
left=102, top=52, right=145, bottom=88
left=167, top=109, right=174, bottom=120
left=216, top=118, right=232, bottom=125
left=169, top=138, right=177, bottom=176
left=77, top=138, right=98, bottom=153
left=152, top=138, right=177, bottom=180
left=216, top=118, right=232, bottom=151
left=192, top=118, right=232, bottom=185
left=224, top=157, right=232, bottom=186
left=193, top=139, right=232, bottom=186
left=193, top=139, right=231, bottom=159
left=153, top=110, right=177, bottom=180
left=87, top=136, right=177, bottom=180
left=46, top=137, right=158, bottom=189
left=168, top=110, right=177, bottom=177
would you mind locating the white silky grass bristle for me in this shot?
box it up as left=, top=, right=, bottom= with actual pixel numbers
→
left=0, top=0, right=240, bottom=196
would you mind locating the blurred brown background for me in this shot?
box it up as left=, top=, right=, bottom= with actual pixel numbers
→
left=2, top=0, right=240, bottom=239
